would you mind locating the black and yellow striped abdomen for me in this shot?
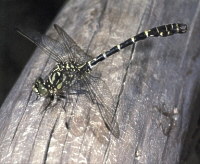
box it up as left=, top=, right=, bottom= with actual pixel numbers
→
left=88, top=23, right=187, bottom=68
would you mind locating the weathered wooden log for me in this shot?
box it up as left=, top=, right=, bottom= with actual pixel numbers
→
left=0, top=0, right=199, bottom=163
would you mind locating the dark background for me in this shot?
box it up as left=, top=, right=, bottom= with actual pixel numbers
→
left=0, top=0, right=66, bottom=107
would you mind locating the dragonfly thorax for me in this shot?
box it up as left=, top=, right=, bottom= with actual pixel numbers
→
left=32, top=61, right=90, bottom=97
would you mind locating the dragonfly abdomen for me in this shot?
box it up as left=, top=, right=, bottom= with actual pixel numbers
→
left=88, top=23, right=187, bottom=68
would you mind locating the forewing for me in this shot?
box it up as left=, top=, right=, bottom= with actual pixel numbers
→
left=17, top=28, right=66, bottom=62
left=54, top=24, right=92, bottom=63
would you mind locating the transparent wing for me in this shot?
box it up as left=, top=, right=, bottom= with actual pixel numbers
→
left=17, top=25, right=92, bottom=63
left=63, top=88, right=92, bottom=138
left=54, top=24, right=92, bottom=64
left=61, top=72, right=119, bottom=139
left=17, top=28, right=66, bottom=63
left=81, top=74, right=120, bottom=138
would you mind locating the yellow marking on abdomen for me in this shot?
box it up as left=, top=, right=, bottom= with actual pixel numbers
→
left=144, top=31, right=149, bottom=37
left=117, top=45, right=121, bottom=50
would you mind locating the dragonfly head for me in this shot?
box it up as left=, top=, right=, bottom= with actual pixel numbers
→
left=32, top=77, right=48, bottom=97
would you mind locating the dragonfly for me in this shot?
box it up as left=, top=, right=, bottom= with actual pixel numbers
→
left=17, top=23, right=187, bottom=138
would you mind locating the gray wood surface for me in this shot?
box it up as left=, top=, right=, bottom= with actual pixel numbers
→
left=0, top=0, right=200, bottom=163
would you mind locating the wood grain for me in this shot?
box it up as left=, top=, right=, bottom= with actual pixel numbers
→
left=0, top=0, right=200, bottom=163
